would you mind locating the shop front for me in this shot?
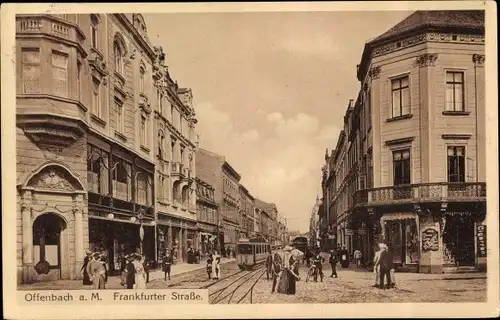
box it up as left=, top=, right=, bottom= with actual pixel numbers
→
left=380, top=212, right=420, bottom=271
left=88, top=216, right=155, bottom=275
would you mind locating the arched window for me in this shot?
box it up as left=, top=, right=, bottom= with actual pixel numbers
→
left=113, top=42, right=123, bottom=74
left=90, top=14, right=99, bottom=49
left=139, top=64, right=145, bottom=94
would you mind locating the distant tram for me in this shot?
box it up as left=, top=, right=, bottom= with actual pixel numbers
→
left=236, top=237, right=271, bottom=270
left=292, top=236, right=309, bottom=253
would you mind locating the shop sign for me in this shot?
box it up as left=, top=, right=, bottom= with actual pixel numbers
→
left=421, top=228, right=439, bottom=252
left=476, top=225, right=487, bottom=257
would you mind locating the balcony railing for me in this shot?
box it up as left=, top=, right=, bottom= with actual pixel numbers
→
left=88, top=191, right=154, bottom=217
left=353, top=182, right=486, bottom=207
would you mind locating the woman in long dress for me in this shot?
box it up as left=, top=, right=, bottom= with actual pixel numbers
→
left=90, top=253, right=106, bottom=289
left=212, top=251, right=221, bottom=279
left=133, top=254, right=147, bottom=289
left=277, top=255, right=300, bottom=295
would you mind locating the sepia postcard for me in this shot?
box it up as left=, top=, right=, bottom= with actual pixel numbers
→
left=1, top=1, right=499, bottom=319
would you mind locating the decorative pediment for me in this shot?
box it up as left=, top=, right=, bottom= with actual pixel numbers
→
left=27, top=165, right=84, bottom=192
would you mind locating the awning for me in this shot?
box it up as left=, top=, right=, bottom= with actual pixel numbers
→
left=381, top=212, right=416, bottom=222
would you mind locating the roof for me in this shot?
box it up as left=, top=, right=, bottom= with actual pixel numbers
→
left=372, top=10, right=484, bottom=44
left=357, top=10, right=485, bottom=81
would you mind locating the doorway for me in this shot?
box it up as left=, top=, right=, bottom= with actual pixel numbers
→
left=32, top=213, right=65, bottom=279
left=443, top=215, right=475, bottom=267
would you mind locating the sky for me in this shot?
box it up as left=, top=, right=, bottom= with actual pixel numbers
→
left=143, top=11, right=412, bottom=233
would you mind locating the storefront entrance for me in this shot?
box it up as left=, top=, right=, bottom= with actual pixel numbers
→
left=385, top=218, right=419, bottom=267
left=443, top=214, right=475, bottom=267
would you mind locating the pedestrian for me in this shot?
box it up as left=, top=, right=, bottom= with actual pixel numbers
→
left=143, top=256, right=151, bottom=283
left=353, top=248, right=362, bottom=268
left=265, top=251, right=273, bottom=281
left=85, top=252, right=97, bottom=287
left=99, top=254, right=108, bottom=283
left=278, top=255, right=300, bottom=295
left=133, top=253, right=147, bottom=289
left=329, top=249, right=338, bottom=278
left=378, top=243, right=393, bottom=289
left=163, top=251, right=173, bottom=281
left=187, top=247, right=194, bottom=264
left=120, top=254, right=128, bottom=287
left=312, top=250, right=325, bottom=282
left=89, top=253, right=106, bottom=289
left=271, top=252, right=282, bottom=293
left=125, top=254, right=136, bottom=289
left=206, top=252, right=213, bottom=280
left=212, top=250, right=221, bottom=280
left=372, top=244, right=382, bottom=287
left=81, top=251, right=93, bottom=286
left=339, top=246, right=349, bottom=268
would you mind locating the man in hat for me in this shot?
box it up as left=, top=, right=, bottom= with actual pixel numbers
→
left=125, top=254, right=136, bottom=289
left=81, top=251, right=93, bottom=286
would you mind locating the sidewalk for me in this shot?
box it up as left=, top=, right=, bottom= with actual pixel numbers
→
left=18, top=258, right=235, bottom=291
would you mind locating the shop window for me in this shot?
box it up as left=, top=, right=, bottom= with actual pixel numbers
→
left=446, top=71, right=464, bottom=112
left=21, top=48, right=41, bottom=93
left=447, top=146, right=466, bottom=183
left=391, top=76, right=410, bottom=117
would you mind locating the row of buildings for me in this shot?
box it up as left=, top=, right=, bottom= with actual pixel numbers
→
left=313, top=10, right=486, bottom=273
left=15, top=13, right=286, bottom=284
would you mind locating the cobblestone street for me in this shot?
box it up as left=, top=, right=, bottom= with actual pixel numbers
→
left=19, top=261, right=486, bottom=304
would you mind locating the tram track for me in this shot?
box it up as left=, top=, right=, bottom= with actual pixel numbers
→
left=208, top=265, right=267, bottom=304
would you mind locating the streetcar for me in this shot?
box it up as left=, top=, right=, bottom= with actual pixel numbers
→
left=236, top=237, right=271, bottom=270
left=292, top=236, right=309, bottom=253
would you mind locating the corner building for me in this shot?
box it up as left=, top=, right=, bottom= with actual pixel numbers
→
left=331, top=11, right=486, bottom=273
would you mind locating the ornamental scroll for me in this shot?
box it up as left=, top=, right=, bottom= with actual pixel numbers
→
left=421, top=228, right=439, bottom=252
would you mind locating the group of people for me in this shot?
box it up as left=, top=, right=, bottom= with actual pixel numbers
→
left=81, top=251, right=108, bottom=289
left=206, top=250, right=222, bottom=280
left=80, top=250, right=150, bottom=290
left=265, top=247, right=302, bottom=295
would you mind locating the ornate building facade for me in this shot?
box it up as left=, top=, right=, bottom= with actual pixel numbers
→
left=326, top=10, right=486, bottom=273
left=15, top=13, right=198, bottom=284
left=195, top=178, right=218, bottom=255
left=238, top=185, right=255, bottom=238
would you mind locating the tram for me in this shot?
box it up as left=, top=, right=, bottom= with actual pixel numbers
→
left=236, top=236, right=271, bottom=270
left=292, top=236, right=309, bottom=254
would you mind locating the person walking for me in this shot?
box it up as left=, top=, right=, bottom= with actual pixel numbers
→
left=353, top=249, right=362, bottom=268
left=265, top=251, right=273, bottom=281
left=329, top=249, right=338, bottom=278
left=372, top=244, right=382, bottom=287
left=133, top=254, right=147, bottom=289
left=271, top=252, right=282, bottom=293
left=339, top=246, right=349, bottom=268
left=143, top=256, right=151, bottom=283
left=212, top=250, right=221, bottom=280
left=88, top=253, right=106, bottom=289
left=206, top=252, right=214, bottom=280
left=81, top=251, right=93, bottom=286
left=125, top=254, right=136, bottom=289
left=378, top=244, right=394, bottom=289
left=162, top=251, right=173, bottom=281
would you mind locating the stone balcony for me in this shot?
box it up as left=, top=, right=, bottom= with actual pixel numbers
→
left=171, top=162, right=184, bottom=178
left=353, top=182, right=486, bottom=208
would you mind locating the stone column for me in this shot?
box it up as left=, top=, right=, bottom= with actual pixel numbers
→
left=178, top=226, right=183, bottom=263
left=74, top=195, right=84, bottom=280
left=21, top=195, right=33, bottom=284
left=416, top=53, right=438, bottom=183
left=473, top=54, right=486, bottom=182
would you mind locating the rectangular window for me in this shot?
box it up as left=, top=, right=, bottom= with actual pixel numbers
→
left=140, top=115, right=147, bottom=146
left=91, top=24, right=98, bottom=49
left=446, top=71, right=465, bottom=111
left=92, top=77, right=101, bottom=117
left=158, top=91, right=163, bottom=114
left=115, top=98, right=124, bottom=133
left=391, top=76, right=410, bottom=117
left=170, top=104, right=174, bottom=122
left=51, top=51, right=68, bottom=97
left=447, top=146, right=465, bottom=182
left=21, top=48, right=41, bottom=93
left=393, top=149, right=411, bottom=185
left=140, top=70, right=145, bottom=94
